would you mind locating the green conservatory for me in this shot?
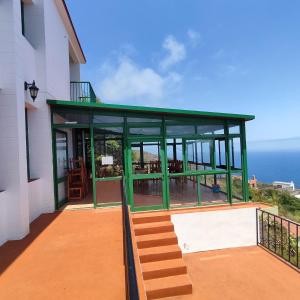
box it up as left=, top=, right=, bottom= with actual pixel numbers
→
left=48, top=99, right=254, bottom=212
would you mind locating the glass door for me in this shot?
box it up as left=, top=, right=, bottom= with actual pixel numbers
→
left=54, top=129, right=68, bottom=209
left=128, top=139, right=167, bottom=211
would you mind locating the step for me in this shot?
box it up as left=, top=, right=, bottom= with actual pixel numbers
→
left=134, top=221, right=174, bottom=236
left=145, top=274, right=192, bottom=299
left=142, top=258, right=187, bottom=280
left=139, top=245, right=182, bottom=263
left=132, top=212, right=171, bottom=224
left=136, top=232, right=178, bottom=249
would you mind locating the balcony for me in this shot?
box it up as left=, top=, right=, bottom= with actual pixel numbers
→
left=70, top=81, right=96, bottom=103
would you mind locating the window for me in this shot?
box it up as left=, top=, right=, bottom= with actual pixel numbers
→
left=21, top=1, right=25, bottom=36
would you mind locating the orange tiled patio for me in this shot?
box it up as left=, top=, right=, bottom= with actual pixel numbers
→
left=0, top=209, right=125, bottom=300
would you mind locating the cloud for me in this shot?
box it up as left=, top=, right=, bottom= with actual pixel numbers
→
left=159, top=35, right=186, bottom=70
left=187, top=29, right=201, bottom=47
left=98, top=56, right=181, bottom=105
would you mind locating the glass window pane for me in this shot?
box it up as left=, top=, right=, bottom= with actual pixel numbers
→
left=56, top=132, right=68, bottom=178
left=197, top=124, right=224, bottom=135
left=132, top=142, right=161, bottom=174
left=127, top=117, right=161, bottom=123
left=96, top=180, right=122, bottom=205
left=215, top=139, right=226, bottom=169
left=166, top=139, right=183, bottom=173
left=202, top=142, right=211, bottom=163
left=133, top=178, right=163, bottom=207
left=94, top=129, right=123, bottom=178
left=166, top=125, right=195, bottom=136
left=201, top=174, right=228, bottom=205
left=169, top=176, right=198, bottom=207
left=58, top=181, right=67, bottom=204
left=93, top=114, right=124, bottom=124
left=229, top=123, right=240, bottom=134
left=53, top=110, right=91, bottom=124
left=231, top=137, right=241, bottom=169
left=232, top=173, right=243, bottom=202
left=129, top=127, right=161, bottom=136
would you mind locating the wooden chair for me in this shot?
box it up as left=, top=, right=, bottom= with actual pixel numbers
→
left=68, top=158, right=88, bottom=201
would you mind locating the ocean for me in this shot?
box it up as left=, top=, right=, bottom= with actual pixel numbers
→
left=248, top=151, right=300, bottom=188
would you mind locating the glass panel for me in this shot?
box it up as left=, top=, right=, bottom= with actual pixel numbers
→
left=187, top=141, right=197, bottom=171
left=129, top=127, right=161, bottom=136
left=93, top=114, right=124, bottom=124
left=197, top=124, right=224, bottom=135
left=96, top=180, right=122, bottom=205
left=94, top=127, right=123, bottom=137
left=94, top=129, right=123, bottom=178
left=56, top=131, right=68, bottom=178
left=229, top=123, right=240, bottom=134
left=201, top=174, right=228, bottom=205
left=230, top=137, right=241, bottom=169
left=53, top=110, right=91, bottom=124
left=215, top=139, right=226, bottom=169
left=232, top=173, right=243, bottom=202
left=166, top=139, right=183, bottom=173
left=166, top=125, right=195, bottom=136
left=169, top=176, right=198, bottom=207
left=187, top=140, right=213, bottom=171
left=133, top=178, right=163, bottom=207
left=58, top=181, right=67, bottom=204
left=131, top=141, right=161, bottom=174
left=127, top=117, right=161, bottom=123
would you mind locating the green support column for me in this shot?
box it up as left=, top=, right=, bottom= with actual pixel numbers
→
left=183, top=139, right=187, bottom=172
left=196, top=175, right=202, bottom=206
left=211, top=139, right=217, bottom=185
left=225, top=122, right=232, bottom=204
left=241, top=122, right=249, bottom=202
left=124, top=117, right=132, bottom=207
left=162, top=117, right=170, bottom=209
left=90, top=125, right=97, bottom=208
left=51, top=110, right=59, bottom=210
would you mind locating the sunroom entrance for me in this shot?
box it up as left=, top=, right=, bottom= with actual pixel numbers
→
left=49, top=100, right=253, bottom=212
left=129, top=139, right=166, bottom=210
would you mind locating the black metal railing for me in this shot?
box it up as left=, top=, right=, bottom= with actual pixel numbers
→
left=256, top=208, right=300, bottom=269
left=121, top=177, right=140, bottom=300
left=70, top=81, right=96, bottom=103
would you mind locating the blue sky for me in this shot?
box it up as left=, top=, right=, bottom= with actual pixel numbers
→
left=66, top=0, right=300, bottom=142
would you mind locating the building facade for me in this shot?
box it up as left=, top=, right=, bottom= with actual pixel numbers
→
left=0, top=0, right=255, bottom=247
left=0, top=0, right=85, bottom=245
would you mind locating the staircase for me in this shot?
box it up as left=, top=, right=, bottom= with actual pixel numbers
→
left=132, top=212, right=192, bottom=299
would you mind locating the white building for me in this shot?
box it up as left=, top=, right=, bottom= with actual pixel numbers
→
left=0, top=0, right=86, bottom=245
left=272, top=181, right=295, bottom=191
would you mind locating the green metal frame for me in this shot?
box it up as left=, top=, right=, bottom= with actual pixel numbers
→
left=49, top=101, right=253, bottom=212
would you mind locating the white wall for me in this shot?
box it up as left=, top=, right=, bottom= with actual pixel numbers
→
left=0, top=0, right=80, bottom=246
left=44, top=0, right=70, bottom=100
left=172, top=207, right=257, bottom=253
left=0, top=191, right=8, bottom=245
left=28, top=179, right=43, bottom=222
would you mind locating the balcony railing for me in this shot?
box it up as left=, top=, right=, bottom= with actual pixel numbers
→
left=70, top=81, right=96, bottom=103
left=256, top=208, right=300, bottom=269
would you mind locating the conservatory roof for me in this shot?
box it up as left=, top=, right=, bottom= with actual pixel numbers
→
left=47, top=100, right=255, bottom=121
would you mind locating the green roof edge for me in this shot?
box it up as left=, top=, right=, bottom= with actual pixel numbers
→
left=47, top=100, right=255, bottom=121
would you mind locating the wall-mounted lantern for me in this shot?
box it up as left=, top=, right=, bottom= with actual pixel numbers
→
left=24, top=80, right=39, bottom=102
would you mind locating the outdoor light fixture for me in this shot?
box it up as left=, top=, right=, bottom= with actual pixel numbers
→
left=24, top=80, right=39, bottom=102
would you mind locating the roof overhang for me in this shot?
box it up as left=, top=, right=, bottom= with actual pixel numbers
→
left=47, top=100, right=255, bottom=122
left=55, top=0, right=86, bottom=64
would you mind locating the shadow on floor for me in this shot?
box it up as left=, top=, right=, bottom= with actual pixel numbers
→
left=0, top=211, right=61, bottom=274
